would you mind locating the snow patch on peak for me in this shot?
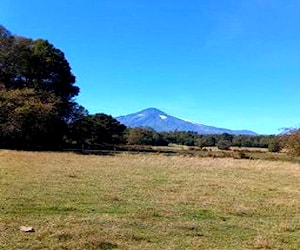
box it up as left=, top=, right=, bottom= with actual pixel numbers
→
left=182, top=118, right=197, bottom=124
left=181, top=118, right=204, bottom=126
left=137, top=113, right=145, bottom=117
left=159, top=115, right=167, bottom=120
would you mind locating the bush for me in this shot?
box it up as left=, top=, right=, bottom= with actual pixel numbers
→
left=217, top=140, right=231, bottom=150
left=268, top=140, right=281, bottom=152
left=281, top=128, right=300, bottom=156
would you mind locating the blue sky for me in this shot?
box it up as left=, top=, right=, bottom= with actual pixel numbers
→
left=1, top=0, right=300, bottom=134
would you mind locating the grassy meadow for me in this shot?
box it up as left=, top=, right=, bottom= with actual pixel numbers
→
left=0, top=150, right=299, bottom=249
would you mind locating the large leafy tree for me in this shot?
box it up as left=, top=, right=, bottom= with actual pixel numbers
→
left=0, top=25, right=80, bottom=149
left=0, top=25, right=79, bottom=118
left=68, top=114, right=126, bottom=149
left=0, top=87, right=63, bottom=149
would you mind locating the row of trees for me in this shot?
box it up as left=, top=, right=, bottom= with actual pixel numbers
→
left=124, top=128, right=280, bottom=151
left=1, top=25, right=300, bottom=156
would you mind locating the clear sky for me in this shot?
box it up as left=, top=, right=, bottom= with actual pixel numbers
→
left=1, top=0, right=300, bottom=134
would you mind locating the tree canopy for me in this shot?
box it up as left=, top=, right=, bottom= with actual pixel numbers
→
left=67, top=114, right=126, bottom=149
left=0, top=88, right=62, bottom=149
left=280, top=128, right=300, bottom=156
left=0, top=25, right=80, bottom=149
left=0, top=25, right=79, bottom=119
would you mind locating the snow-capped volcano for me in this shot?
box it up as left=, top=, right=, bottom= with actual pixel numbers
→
left=116, top=108, right=257, bottom=135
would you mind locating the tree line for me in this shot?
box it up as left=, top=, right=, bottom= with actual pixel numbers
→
left=1, top=25, right=299, bottom=155
left=125, top=128, right=280, bottom=151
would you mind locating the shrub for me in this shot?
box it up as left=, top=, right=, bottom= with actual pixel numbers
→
left=281, top=128, right=300, bottom=156
left=217, top=140, right=231, bottom=150
left=268, top=140, right=281, bottom=152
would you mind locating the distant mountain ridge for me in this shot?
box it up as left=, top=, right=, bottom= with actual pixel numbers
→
left=116, top=108, right=257, bottom=135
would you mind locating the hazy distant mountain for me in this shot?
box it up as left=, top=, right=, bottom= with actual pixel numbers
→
left=116, top=108, right=257, bottom=135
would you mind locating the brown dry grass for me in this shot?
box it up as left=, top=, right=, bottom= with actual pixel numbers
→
left=0, top=150, right=299, bottom=249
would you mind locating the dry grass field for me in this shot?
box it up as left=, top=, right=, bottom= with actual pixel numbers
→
left=0, top=150, right=299, bottom=249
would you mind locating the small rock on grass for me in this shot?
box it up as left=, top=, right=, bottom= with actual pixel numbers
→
left=19, top=226, right=35, bottom=232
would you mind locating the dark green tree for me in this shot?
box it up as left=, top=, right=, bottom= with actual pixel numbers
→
left=0, top=25, right=80, bottom=149
left=126, top=128, right=168, bottom=146
left=196, top=135, right=216, bottom=147
left=217, top=140, right=232, bottom=150
left=68, top=114, right=126, bottom=149
left=220, top=133, right=234, bottom=142
left=0, top=25, right=79, bottom=119
left=0, top=87, right=63, bottom=149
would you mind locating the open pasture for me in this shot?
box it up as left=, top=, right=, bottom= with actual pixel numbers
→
left=0, top=150, right=299, bottom=249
